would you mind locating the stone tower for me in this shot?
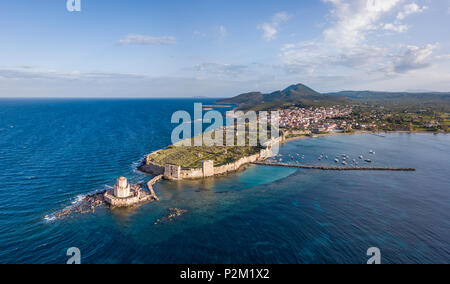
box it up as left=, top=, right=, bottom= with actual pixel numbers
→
left=202, top=160, right=214, bottom=178
left=164, top=164, right=181, bottom=180
left=114, top=177, right=131, bottom=198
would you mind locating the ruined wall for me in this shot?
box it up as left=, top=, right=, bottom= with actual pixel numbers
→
left=179, top=168, right=203, bottom=179
left=141, top=137, right=285, bottom=180
left=202, top=160, right=215, bottom=178
left=138, top=163, right=164, bottom=175
left=104, top=193, right=141, bottom=207
left=143, top=152, right=267, bottom=180
left=164, top=164, right=181, bottom=180
left=214, top=153, right=260, bottom=176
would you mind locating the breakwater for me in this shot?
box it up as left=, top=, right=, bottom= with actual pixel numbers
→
left=147, top=175, right=163, bottom=201
left=252, top=162, right=416, bottom=171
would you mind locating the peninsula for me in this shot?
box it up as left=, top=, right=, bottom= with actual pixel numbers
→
left=138, top=137, right=281, bottom=180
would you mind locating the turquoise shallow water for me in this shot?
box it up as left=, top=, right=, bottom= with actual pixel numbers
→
left=0, top=99, right=449, bottom=264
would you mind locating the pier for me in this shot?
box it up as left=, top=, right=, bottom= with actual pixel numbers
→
left=147, top=175, right=163, bottom=201
left=252, top=162, right=416, bottom=171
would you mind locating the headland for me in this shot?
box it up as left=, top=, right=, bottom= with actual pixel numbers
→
left=138, top=137, right=282, bottom=180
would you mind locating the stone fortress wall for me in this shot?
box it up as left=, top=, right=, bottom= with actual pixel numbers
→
left=104, top=175, right=162, bottom=207
left=139, top=136, right=284, bottom=180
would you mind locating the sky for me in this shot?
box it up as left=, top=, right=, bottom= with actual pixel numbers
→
left=0, top=0, right=450, bottom=98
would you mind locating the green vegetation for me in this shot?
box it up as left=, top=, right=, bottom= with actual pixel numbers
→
left=148, top=127, right=267, bottom=168
left=217, top=84, right=349, bottom=111
left=217, top=83, right=450, bottom=113
left=148, top=145, right=262, bottom=168
left=351, top=106, right=450, bottom=133
left=285, top=133, right=309, bottom=140
left=327, top=91, right=450, bottom=112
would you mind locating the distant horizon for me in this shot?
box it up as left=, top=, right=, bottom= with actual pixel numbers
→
left=1, top=1, right=450, bottom=98
left=1, top=86, right=449, bottom=99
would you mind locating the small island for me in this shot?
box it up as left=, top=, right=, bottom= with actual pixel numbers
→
left=104, top=176, right=161, bottom=207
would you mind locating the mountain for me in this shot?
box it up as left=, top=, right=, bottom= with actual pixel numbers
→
left=217, top=84, right=349, bottom=111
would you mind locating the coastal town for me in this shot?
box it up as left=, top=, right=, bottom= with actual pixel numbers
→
left=276, top=105, right=449, bottom=134
left=278, top=106, right=353, bottom=134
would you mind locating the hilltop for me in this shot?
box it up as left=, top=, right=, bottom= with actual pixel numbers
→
left=217, top=84, right=349, bottom=111
left=217, top=84, right=450, bottom=112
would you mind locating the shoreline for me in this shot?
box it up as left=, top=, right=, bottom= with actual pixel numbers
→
left=283, top=130, right=446, bottom=143
left=138, top=130, right=444, bottom=181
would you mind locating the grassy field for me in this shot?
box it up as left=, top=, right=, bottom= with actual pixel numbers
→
left=148, top=145, right=262, bottom=168
left=147, top=124, right=279, bottom=168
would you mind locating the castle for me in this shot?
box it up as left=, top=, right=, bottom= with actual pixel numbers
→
left=104, top=176, right=160, bottom=207
left=140, top=136, right=283, bottom=180
left=114, top=177, right=131, bottom=198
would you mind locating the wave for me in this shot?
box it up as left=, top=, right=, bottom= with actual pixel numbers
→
left=131, top=155, right=148, bottom=175
left=43, top=215, right=56, bottom=223
left=44, top=184, right=113, bottom=223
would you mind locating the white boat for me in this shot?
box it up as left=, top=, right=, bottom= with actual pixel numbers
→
left=335, top=159, right=339, bottom=163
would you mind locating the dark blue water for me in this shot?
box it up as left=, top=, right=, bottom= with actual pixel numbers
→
left=0, top=99, right=449, bottom=264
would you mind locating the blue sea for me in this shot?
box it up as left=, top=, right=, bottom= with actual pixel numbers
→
left=0, top=99, right=449, bottom=264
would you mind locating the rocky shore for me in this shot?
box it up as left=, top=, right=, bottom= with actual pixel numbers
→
left=50, top=177, right=162, bottom=220
left=49, top=191, right=107, bottom=220
left=154, top=208, right=188, bottom=225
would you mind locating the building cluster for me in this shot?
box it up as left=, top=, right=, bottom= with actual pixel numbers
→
left=278, top=106, right=353, bottom=133
left=425, top=120, right=440, bottom=129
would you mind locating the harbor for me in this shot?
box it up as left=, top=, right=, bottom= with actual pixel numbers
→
left=252, top=162, right=416, bottom=171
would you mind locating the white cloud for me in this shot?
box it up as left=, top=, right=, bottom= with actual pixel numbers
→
left=279, top=0, right=435, bottom=77
left=397, top=3, right=427, bottom=20
left=193, top=30, right=206, bottom=37
left=259, top=24, right=278, bottom=41
left=381, top=2, right=428, bottom=34
left=258, top=12, right=290, bottom=41
left=118, top=34, right=176, bottom=46
left=436, top=54, right=450, bottom=60
left=383, top=23, right=408, bottom=32
left=0, top=67, right=264, bottom=98
left=195, top=62, right=247, bottom=77
left=393, top=44, right=437, bottom=73
left=322, top=0, right=403, bottom=48
left=218, top=26, right=227, bottom=40
left=0, top=68, right=147, bottom=80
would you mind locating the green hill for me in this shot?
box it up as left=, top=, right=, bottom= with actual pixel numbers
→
left=217, top=84, right=450, bottom=112
left=217, top=84, right=349, bottom=111
left=327, top=91, right=450, bottom=112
